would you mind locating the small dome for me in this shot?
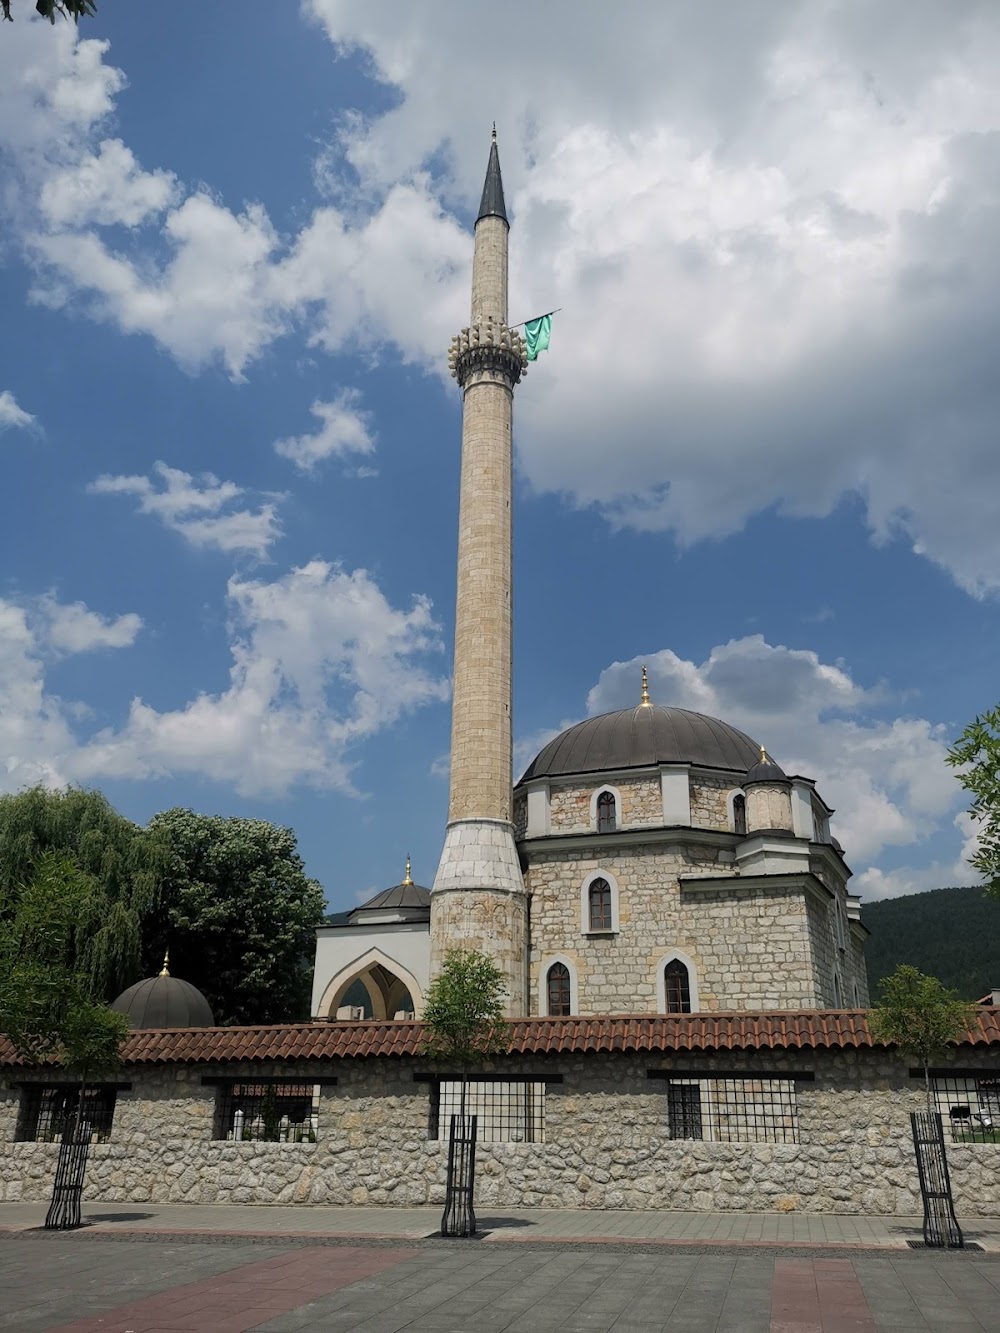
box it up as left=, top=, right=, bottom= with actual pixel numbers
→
left=519, top=705, right=761, bottom=783
left=111, top=955, right=214, bottom=1030
left=745, top=752, right=788, bottom=784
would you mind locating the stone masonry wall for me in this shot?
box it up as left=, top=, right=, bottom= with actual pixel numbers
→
left=689, top=775, right=735, bottom=831
left=526, top=845, right=823, bottom=1014
left=547, top=776, right=663, bottom=832
left=3, top=1049, right=998, bottom=1216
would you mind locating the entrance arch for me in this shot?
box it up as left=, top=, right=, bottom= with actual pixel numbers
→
left=315, top=946, right=424, bottom=1019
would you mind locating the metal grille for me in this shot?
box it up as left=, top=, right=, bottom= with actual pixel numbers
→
left=932, top=1076, right=1000, bottom=1144
left=665, top=1077, right=799, bottom=1143
left=18, top=1085, right=117, bottom=1144
left=433, top=1081, right=545, bottom=1143
left=217, top=1082, right=321, bottom=1142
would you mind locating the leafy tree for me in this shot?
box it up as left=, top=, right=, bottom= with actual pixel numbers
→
left=422, top=947, right=509, bottom=1113
left=2, top=2, right=96, bottom=23
left=0, top=787, right=167, bottom=1002
left=862, top=885, right=1000, bottom=1001
left=869, top=964, right=978, bottom=1112
left=947, top=706, right=1000, bottom=898
left=142, top=809, right=327, bottom=1026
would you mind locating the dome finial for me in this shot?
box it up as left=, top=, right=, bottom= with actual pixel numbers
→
left=159, top=948, right=170, bottom=978
left=640, top=664, right=651, bottom=706
left=402, top=854, right=413, bottom=887
left=760, top=743, right=768, bottom=763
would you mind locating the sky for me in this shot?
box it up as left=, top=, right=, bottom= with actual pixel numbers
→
left=1, top=0, right=997, bottom=910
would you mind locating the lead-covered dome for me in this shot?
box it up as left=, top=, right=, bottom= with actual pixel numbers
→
left=111, top=953, right=214, bottom=1030
left=518, top=705, right=762, bottom=783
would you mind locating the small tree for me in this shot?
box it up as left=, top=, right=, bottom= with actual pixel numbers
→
left=869, top=964, right=978, bottom=1112
left=422, top=948, right=508, bottom=1237
left=422, top=947, right=509, bottom=1111
left=947, top=705, right=1000, bottom=898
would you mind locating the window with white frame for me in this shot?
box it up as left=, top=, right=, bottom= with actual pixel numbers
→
left=581, top=871, right=619, bottom=934
left=596, top=790, right=617, bottom=833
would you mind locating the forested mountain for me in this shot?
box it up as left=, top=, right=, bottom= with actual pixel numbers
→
left=862, top=885, right=999, bottom=1002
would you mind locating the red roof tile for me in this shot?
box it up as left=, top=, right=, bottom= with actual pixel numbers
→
left=2, top=1008, right=998, bottom=1068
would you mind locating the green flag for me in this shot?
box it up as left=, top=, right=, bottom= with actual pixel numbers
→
left=524, top=313, right=552, bottom=361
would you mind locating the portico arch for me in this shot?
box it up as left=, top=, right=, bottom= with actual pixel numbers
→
left=316, top=946, right=425, bottom=1020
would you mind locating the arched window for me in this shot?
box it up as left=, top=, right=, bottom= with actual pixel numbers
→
left=547, top=963, right=571, bottom=1016
left=732, top=793, right=747, bottom=836
left=596, top=790, right=617, bottom=833
left=664, top=959, right=692, bottom=1014
left=588, top=877, right=613, bottom=931
left=833, top=973, right=843, bottom=1008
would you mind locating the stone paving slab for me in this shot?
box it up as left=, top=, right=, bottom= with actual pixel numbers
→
left=3, top=1235, right=1000, bottom=1332
left=3, top=1201, right=1000, bottom=1252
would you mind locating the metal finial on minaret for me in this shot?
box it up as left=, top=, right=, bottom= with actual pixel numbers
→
left=640, top=665, right=651, bottom=706
left=402, top=855, right=413, bottom=887
left=492, top=121, right=496, bottom=141
left=432, top=133, right=529, bottom=1016
left=159, top=948, right=170, bottom=978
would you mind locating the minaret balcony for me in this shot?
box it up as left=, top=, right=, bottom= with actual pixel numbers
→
left=449, top=321, right=528, bottom=388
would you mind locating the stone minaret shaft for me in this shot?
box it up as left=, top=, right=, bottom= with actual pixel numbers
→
left=431, top=133, right=529, bottom=1016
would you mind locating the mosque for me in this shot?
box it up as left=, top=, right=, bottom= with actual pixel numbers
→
left=5, top=133, right=997, bottom=1222
left=311, top=133, right=869, bottom=1027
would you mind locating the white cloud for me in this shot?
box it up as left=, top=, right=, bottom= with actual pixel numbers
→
left=88, top=461, right=283, bottom=557
left=0, top=564, right=448, bottom=799
left=0, top=389, right=36, bottom=432
left=0, top=592, right=140, bottom=791
left=582, top=635, right=964, bottom=887
left=4, top=9, right=1000, bottom=590
left=854, top=813, right=983, bottom=899
left=274, top=389, right=376, bottom=472
left=39, top=137, right=177, bottom=228
left=39, top=595, right=142, bottom=654
left=78, top=561, right=449, bottom=796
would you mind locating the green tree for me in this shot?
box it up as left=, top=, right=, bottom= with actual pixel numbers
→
left=869, top=964, right=978, bottom=1112
left=422, top=947, right=509, bottom=1112
left=947, top=705, right=1000, bottom=898
left=0, top=787, right=166, bottom=1002
left=0, top=856, right=128, bottom=1179
left=142, top=809, right=327, bottom=1026
left=2, top=2, right=96, bottom=23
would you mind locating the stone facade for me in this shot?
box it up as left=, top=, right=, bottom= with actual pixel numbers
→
left=526, top=840, right=833, bottom=1015
left=4, top=1048, right=998, bottom=1216
left=547, top=776, right=664, bottom=832
left=689, top=773, right=734, bottom=830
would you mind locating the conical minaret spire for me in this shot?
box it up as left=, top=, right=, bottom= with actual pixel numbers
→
left=432, top=131, right=529, bottom=1016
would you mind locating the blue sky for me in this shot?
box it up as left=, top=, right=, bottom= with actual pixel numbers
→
left=1, top=1, right=998, bottom=908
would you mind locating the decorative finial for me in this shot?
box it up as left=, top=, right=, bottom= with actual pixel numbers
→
left=492, top=122, right=496, bottom=142
left=641, top=665, right=651, bottom=706
left=760, top=744, right=768, bottom=763
left=402, top=855, right=413, bottom=887
left=159, top=948, right=170, bottom=978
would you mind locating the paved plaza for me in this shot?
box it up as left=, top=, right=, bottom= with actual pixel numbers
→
left=2, top=1207, right=1000, bottom=1331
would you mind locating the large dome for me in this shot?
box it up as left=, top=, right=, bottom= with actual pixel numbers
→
left=518, top=705, right=761, bottom=783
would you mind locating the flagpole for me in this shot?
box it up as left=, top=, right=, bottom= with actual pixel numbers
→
left=508, top=307, right=562, bottom=329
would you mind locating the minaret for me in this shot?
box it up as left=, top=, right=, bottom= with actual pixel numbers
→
left=430, top=131, right=529, bottom=1015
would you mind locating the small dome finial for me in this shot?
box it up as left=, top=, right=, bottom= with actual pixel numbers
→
left=760, top=743, right=768, bottom=763
left=159, top=948, right=170, bottom=978
left=402, top=855, right=413, bottom=887
left=640, top=665, right=651, bottom=706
